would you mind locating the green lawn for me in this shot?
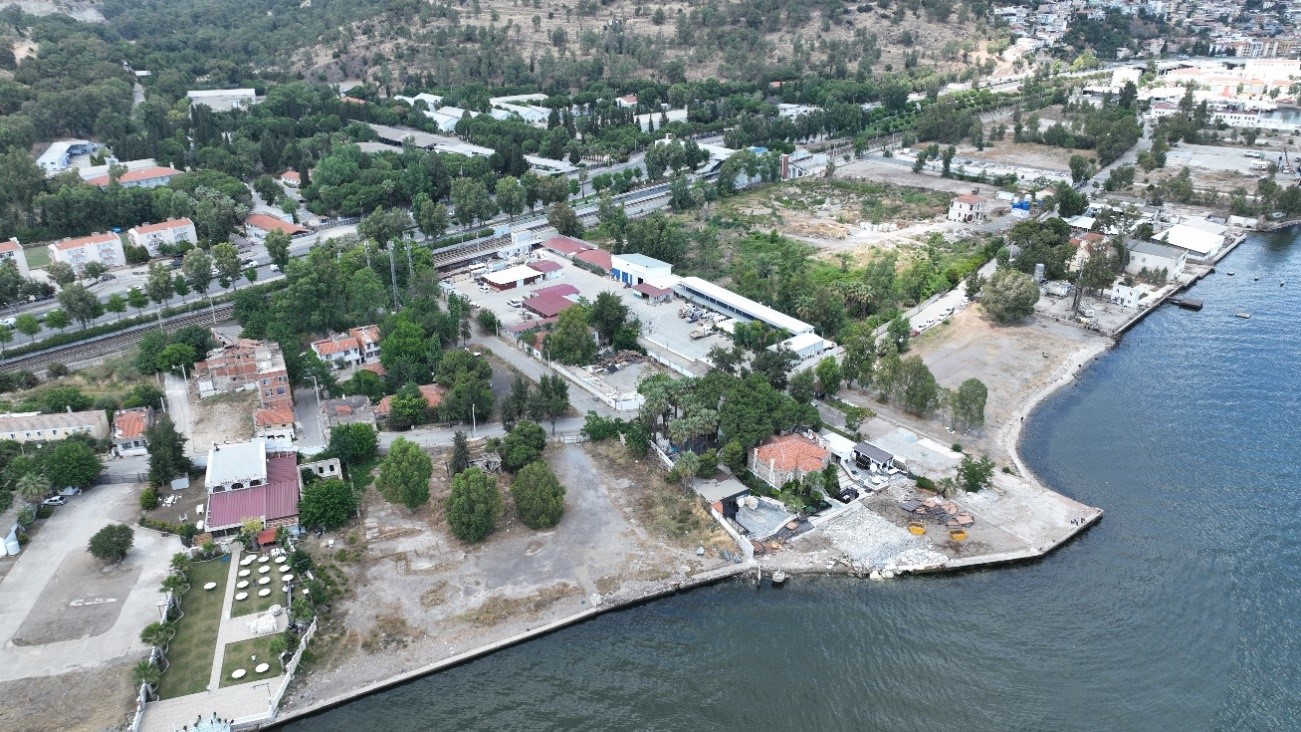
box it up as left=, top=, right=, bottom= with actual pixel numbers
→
left=23, top=246, right=49, bottom=269
left=218, top=635, right=284, bottom=688
left=231, top=566, right=291, bottom=618
left=156, top=559, right=230, bottom=699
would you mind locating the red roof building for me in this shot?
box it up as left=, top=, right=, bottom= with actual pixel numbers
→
left=532, top=283, right=580, bottom=299
left=84, top=166, right=182, bottom=188
left=574, top=248, right=612, bottom=272
left=280, top=170, right=301, bottom=187
left=633, top=282, right=673, bottom=303
left=524, top=293, right=576, bottom=318
left=206, top=452, right=301, bottom=533
left=750, top=433, right=830, bottom=489
left=376, top=384, right=445, bottom=420
left=541, top=236, right=592, bottom=257
left=112, top=406, right=154, bottom=457
left=245, top=213, right=309, bottom=238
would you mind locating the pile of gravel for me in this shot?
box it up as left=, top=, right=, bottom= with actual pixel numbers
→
left=818, top=506, right=947, bottom=570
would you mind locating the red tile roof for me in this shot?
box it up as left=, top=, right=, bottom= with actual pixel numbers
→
left=51, top=232, right=119, bottom=251
left=245, top=213, right=308, bottom=236
left=532, top=284, right=579, bottom=299
left=376, top=384, right=444, bottom=416
left=633, top=282, right=672, bottom=297
left=85, top=166, right=182, bottom=187
left=574, top=248, right=612, bottom=271
left=206, top=454, right=300, bottom=530
left=359, top=361, right=387, bottom=377
left=131, top=218, right=194, bottom=235
left=753, top=434, right=829, bottom=474
left=955, top=194, right=987, bottom=204
left=0, top=238, right=19, bottom=253
left=541, top=236, right=591, bottom=256
left=113, top=408, right=151, bottom=440
left=280, top=170, right=301, bottom=184
left=254, top=405, right=295, bottom=428
left=507, top=316, right=557, bottom=333
left=524, top=293, right=576, bottom=318
left=312, top=333, right=359, bottom=357
left=528, top=259, right=563, bottom=273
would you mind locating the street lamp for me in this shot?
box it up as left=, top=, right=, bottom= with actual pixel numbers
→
left=471, top=402, right=476, bottom=437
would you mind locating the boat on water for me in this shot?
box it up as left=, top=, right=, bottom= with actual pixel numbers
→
left=1236, top=311, right=1252, bottom=319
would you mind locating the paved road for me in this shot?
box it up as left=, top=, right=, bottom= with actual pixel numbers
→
left=164, top=372, right=194, bottom=449
left=0, top=481, right=171, bottom=682
left=468, top=333, right=624, bottom=418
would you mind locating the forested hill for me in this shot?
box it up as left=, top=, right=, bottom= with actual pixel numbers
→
left=91, top=0, right=1006, bottom=90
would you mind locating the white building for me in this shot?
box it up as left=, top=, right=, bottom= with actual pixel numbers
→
left=127, top=218, right=197, bottom=255
left=0, top=238, right=29, bottom=276
left=395, top=93, right=445, bottom=110
left=1109, top=284, right=1143, bottom=309
left=948, top=194, right=990, bottom=223
left=83, top=165, right=182, bottom=189
left=1126, top=240, right=1186, bottom=278
left=186, top=88, right=259, bottom=112
left=775, top=331, right=835, bottom=361
left=675, top=276, right=815, bottom=336
left=48, top=232, right=126, bottom=273
left=1154, top=224, right=1224, bottom=258
left=36, top=140, right=96, bottom=174
left=610, top=253, right=672, bottom=287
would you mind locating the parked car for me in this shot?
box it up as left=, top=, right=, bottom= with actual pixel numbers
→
left=269, top=263, right=280, bottom=272
left=41, top=496, right=67, bottom=507
left=58, top=486, right=83, bottom=496
left=0, top=317, right=14, bottom=327
left=507, top=298, right=523, bottom=308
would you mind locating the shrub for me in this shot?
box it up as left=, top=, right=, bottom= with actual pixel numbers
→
left=446, top=467, right=502, bottom=542
left=951, top=442, right=963, bottom=452
left=88, top=523, right=134, bottom=563
left=510, top=461, right=566, bottom=530
left=915, top=476, right=936, bottom=491
left=138, top=516, right=186, bottom=535
left=139, top=487, right=159, bottom=510
left=36, top=505, right=53, bottom=519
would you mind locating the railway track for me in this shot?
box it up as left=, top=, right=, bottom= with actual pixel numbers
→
left=0, top=302, right=236, bottom=374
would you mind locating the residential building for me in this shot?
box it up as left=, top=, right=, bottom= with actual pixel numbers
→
left=610, top=253, right=672, bottom=287
left=127, top=218, right=196, bottom=256
left=112, top=407, right=154, bottom=457
left=193, top=337, right=292, bottom=409
left=311, top=325, right=381, bottom=369
left=244, top=213, right=308, bottom=240
left=0, top=238, right=29, bottom=276
left=203, top=439, right=300, bottom=534
left=186, top=88, right=258, bottom=112
left=750, top=433, right=830, bottom=489
left=1109, top=284, right=1143, bottom=309
left=254, top=405, right=296, bottom=443
left=376, top=384, right=444, bottom=422
left=47, top=232, right=126, bottom=273
left=300, top=457, right=342, bottom=481
left=615, top=94, right=638, bottom=108
left=1126, top=240, right=1187, bottom=278
left=0, top=410, right=110, bottom=445
left=279, top=170, right=301, bottom=187
left=948, top=194, right=990, bottom=223
left=83, top=165, right=182, bottom=189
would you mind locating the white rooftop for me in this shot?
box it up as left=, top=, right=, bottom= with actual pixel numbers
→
left=1155, top=224, right=1222, bottom=256
left=483, top=264, right=545, bottom=286
left=675, top=276, right=814, bottom=335
left=205, top=439, right=267, bottom=489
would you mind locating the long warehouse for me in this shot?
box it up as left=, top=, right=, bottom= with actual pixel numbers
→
left=674, top=276, right=815, bottom=335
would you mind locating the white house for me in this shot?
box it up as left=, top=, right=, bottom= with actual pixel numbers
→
left=127, top=218, right=196, bottom=255
left=1109, top=284, right=1143, bottom=308
left=186, top=88, right=258, bottom=112
left=615, top=94, right=638, bottom=109
left=0, top=238, right=29, bottom=276
left=948, top=194, right=989, bottom=223
left=83, top=165, right=182, bottom=189
left=1126, top=240, right=1186, bottom=278
left=36, top=140, right=96, bottom=174
left=48, top=232, right=126, bottom=273
left=610, top=253, right=672, bottom=287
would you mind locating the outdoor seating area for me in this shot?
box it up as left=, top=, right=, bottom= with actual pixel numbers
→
left=218, top=635, right=284, bottom=689
left=231, top=554, right=291, bottom=618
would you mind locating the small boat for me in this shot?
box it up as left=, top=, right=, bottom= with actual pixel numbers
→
left=1227, top=271, right=1235, bottom=276
left=1236, top=311, right=1252, bottom=319
left=771, top=570, right=787, bottom=587
left=907, top=521, right=926, bottom=536
left=948, top=528, right=968, bottom=542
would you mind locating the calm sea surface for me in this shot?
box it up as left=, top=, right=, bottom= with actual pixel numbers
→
left=284, top=232, right=1301, bottom=732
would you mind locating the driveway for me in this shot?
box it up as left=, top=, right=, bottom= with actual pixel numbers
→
left=164, top=373, right=193, bottom=445
left=0, top=481, right=172, bottom=682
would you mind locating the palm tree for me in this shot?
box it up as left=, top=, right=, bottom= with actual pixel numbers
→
left=16, top=473, right=49, bottom=506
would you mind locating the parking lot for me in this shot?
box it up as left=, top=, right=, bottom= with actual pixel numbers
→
left=453, top=252, right=722, bottom=374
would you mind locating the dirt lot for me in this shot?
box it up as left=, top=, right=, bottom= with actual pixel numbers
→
left=189, top=389, right=257, bottom=447
left=0, top=660, right=137, bottom=732
left=282, top=441, right=733, bottom=712
left=13, top=550, right=141, bottom=646
left=960, top=139, right=1075, bottom=172
left=837, top=158, right=1006, bottom=197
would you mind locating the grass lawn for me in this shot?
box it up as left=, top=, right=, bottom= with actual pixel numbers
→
left=231, top=568, right=291, bottom=618
left=23, top=246, right=49, bottom=269
left=218, top=635, right=284, bottom=688
left=157, top=558, right=231, bottom=699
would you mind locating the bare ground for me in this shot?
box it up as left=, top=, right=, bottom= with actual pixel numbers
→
left=0, top=661, right=137, bottom=732
left=279, top=441, right=734, bottom=714
left=188, top=390, right=257, bottom=448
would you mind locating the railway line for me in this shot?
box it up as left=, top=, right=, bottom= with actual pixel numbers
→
left=0, top=302, right=236, bottom=375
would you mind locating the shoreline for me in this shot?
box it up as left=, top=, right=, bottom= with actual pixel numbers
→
left=268, top=332, right=1115, bottom=730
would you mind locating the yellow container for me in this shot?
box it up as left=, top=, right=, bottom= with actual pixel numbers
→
left=907, top=521, right=926, bottom=536
left=949, top=529, right=968, bottom=542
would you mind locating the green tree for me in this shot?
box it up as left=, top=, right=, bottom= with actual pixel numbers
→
left=495, top=175, right=525, bottom=220
left=446, top=466, right=502, bottom=542
left=44, top=309, right=70, bottom=332
left=981, top=268, right=1040, bottom=323
left=719, top=439, right=746, bottom=472
left=327, top=423, right=378, bottom=466
left=387, top=383, right=430, bottom=430
left=46, top=261, right=75, bottom=287
left=450, top=178, right=495, bottom=226
left=510, top=460, right=565, bottom=529
left=126, top=287, right=149, bottom=316
left=105, top=292, right=127, bottom=320
left=888, top=315, right=911, bottom=352
left=16, top=472, right=50, bottom=505
left=299, top=477, right=358, bottom=529
left=81, top=261, right=108, bottom=281
left=534, top=374, right=570, bottom=435
left=14, top=312, right=39, bottom=343
left=414, top=195, right=449, bottom=240
left=265, top=229, right=291, bottom=270
left=896, top=355, right=941, bottom=417
left=381, top=317, right=439, bottom=387
left=1069, top=154, right=1092, bottom=184
left=182, top=248, right=213, bottom=295
left=157, top=342, right=196, bottom=374
left=814, top=357, right=842, bottom=397
left=375, top=437, right=433, bottom=511
left=951, top=378, right=988, bottom=431
left=957, top=453, right=995, bottom=492
left=450, top=430, right=471, bottom=476
left=145, top=262, right=174, bottom=306
left=88, top=523, right=133, bottom=563
left=545, top=303, right=595, bottom=365
left=588, top=291, right=629, bottom=346
left=57, top=282, right=101, bottom=328
left=547, top=200, right=583, bottom=237
left=146, top=414, right=191, bottom=488
left=499, top=420, right=546, bottom=472
left=211, top=242, right=241, bottom=289
left=44, top=439, right=104, bottom=489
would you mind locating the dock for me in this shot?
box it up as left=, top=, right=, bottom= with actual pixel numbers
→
left=1171, top=297, right=1203, bottom=311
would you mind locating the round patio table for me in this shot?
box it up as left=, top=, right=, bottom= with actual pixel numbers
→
left=258, top=555, right=270, bottom=564
left=258, top=588, right=271, bottom=597
left=231, top=669, right=246, bottom=679
left=274, top=555, right=287, bottom=564
left=235, top=592, right=248, bottom=601
left=281, top=574, right=294, bottom=583
left=255, top=663, right=270, bottom=674
left=258, top=576, right=270, bottom=585
left=240, top=555, right=254, bottom=566
left=259, top=565, right=270, bottom=574
left=203, top=582, right=217, bottom=591
left=236, top=580, right=249, bottom=589
left=238, top=569, right=251, bottom=578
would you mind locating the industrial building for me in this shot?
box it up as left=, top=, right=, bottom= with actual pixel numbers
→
left=610, top=253, right=673, bottom=287
left=675, top=276, right=815, bottom=335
